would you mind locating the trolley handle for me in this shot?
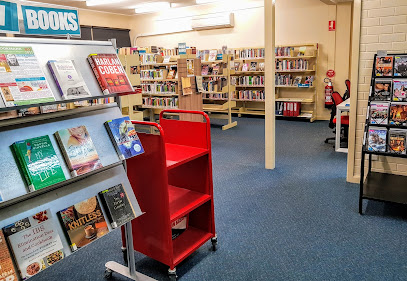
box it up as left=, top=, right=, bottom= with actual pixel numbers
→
left=131, top=120, right=165, bottom=136
left=160, top=109, right=210, bottom=124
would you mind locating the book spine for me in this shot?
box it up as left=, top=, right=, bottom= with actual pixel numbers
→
left=47, top=62, right=65, bottom=99
left=104, top=121, right=125, bottom=161
left=87, top=56, right=109, bottom=95
left=54, top=132, right=77, bottom=177
left=12, top=144, right=34, bottom=191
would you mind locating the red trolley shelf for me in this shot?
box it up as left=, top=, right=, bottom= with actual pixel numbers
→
left=123, top=110, right=217, bottom=281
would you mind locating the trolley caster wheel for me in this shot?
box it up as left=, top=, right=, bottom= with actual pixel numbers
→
left=168, top=268, right=177, bottom=281
left=104, top=269, right=113, bottom=279
left=121, top=247, right=128, bottom=265
left=211, top=235, right=218, bottom=251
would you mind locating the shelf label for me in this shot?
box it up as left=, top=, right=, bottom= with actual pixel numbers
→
left=298, top=84, right=310, bottom=88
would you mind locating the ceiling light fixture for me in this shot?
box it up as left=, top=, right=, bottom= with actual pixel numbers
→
left=86, top=0, right=124, bottom=6
left=134, top=2, right=170, bottom=14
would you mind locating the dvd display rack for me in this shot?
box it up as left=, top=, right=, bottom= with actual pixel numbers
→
left=0, top=37, right=154, bottom=281
left=360, top=53, right=407, bottom=215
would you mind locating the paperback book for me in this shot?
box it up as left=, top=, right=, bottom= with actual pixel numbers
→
left=0, top=230, right=18, bottom=281
left=47, top=60, right=92, bottom=100
left=3, top=210, right=64, bottom=280
left=250, top=62, right=257, bottom=71
left=389, top=103, right=407, bottom=126
left=367, top=127, right=387, bottom=152
left=55, top=126, right=103, bottom=176
left=373, top=80, right=392, bottom=101
left=208, top=50, right=217, bottom=61
left=392, top=80, right=407, bottom=101
left=388, top=129, right=407, bottom=154
left=58, top=197, right=109, bottom=251
left=171, top=216, right=188, bottom=240
left=12, top=135, right=66, bottom=192
left=375, top=56, right=393, bottom=77
left=201, top=65, right=209, bottom=76
left=242, top=63, right=249, bottom=72
left=98, top=184, right=136, bottom=229
left=87, top=54, right=133, bottom=95
left=369, top=102, right=389, bottom=125
left=105, top=116, right=144, bottom=160
left=394, top=55, right=407, bottom=77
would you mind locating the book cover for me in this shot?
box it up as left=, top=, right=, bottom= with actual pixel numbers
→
left=58, top=197, right=109, bottom=251
left=259, top=62, right=265, bottom=71
left=370, top=102, right=389, bottom=125
left=373, top=80, right=392, bottom=101
left=187, top=59, right=194, bottom=77
left=208, top=50, right=217, bottom=61
left=394, top=55, right=407, bottom=77
left=234, top=62, right=240, bottom=71
left=389, top=103, right=407, bottom=125
left=201, top=65, right=209, bottom=76
left=105, top=117, right=144, bottom=160
left=181, top=77, right=192, bottom=95
left=392, top=80, right=407, bottom=102
left=47, top=60, right=92, bottom=100
left=375, top=56, right=393, bottom=77
left=3, top=210, right=64, bottom=280
left=171, top=216, right=188, bottom=240
left=242, top=63, right=249, bottom=72
left=195, top=76, right=204, bottom=92
left=166, top=70, right=176, bottom=79
left=0, top=229, right=18, bottom=281
left=55, top=126, right=103, bottom=177
left=12, top=135, right=66, bottom=192
left=293, top=76, right=302, bottom=86
left=98, top=184, right=136, bottom=229
left=250, top=62, right=258, bottom=71
left=388, top=129, right=407, bottom=154
left=87, top=54, right=133, bottom=95
left=367, top=127, right=387, bottom=152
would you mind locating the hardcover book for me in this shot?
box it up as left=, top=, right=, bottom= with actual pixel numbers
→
left=375, top=56, right=393, bottom=77
left=58, top=197, right=109, bottom=251
left=394, top=55, right=407, bottom=77
left=47, top=60, right=92, bottom=100
left=105, top=117, right=144, bottom=160
left=392, top=80, right=407, bottom=101
left=389, top=103, right=407, bottom=125
left=98, top=184, right=136, bottom=229
left=367, top=127, right=387, bottom=152
left=55, top=126, right=103, bottom=176
left=388, top=129, right=407, bottom=154
left=12, top=135, right=66, bottom=192
left=3, top=210, right=64, bottom=280
left=87, top=54, right=133, bottom=95
left=373, top=80, right=392, bottom=101
left=0, top=230, right=18, bottom=281
left=369, top=102, right=389, bottom=125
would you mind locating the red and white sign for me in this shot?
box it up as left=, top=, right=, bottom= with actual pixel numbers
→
left=329, top=20, right=336, bottom=31
left=327, top=69, right=336, bottom=78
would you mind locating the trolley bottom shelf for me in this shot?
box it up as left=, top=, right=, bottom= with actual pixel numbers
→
left=362, top=172, right=407, bottom=204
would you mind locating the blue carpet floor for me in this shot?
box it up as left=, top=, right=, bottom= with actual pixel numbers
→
left=32, top=118, right=407, bottom=281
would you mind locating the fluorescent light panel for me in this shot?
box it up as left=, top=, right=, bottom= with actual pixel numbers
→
left=134, top=2, right=170, bottom=14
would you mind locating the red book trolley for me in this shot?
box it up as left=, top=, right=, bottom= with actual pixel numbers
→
left=123, top=110, right=217, bottom=280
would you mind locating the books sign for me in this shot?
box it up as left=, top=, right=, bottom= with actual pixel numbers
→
left=329, top=20, right=335, bottom=31
left=0, top=0, right=19, bottom=33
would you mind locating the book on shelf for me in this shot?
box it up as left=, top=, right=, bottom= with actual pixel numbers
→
left=0, top=46, right=55, bottom=107
left=208, top=50, right=217, bottom=61
left=171, top=216, right=188, bottom=240
left=181, top=77, right=192, bottom=95
left=388, top=128, right=407, bottom=154
left=242, top=63, right=249, bottom=72
left=178, top=43, right=187, bottom=55
left=298, top=47, right=306, bottom=56
left=389, top=103, right=407, bottom=125
left=196, top=76, right=204, bottom=92
left=40, top=104, right=67, bottom=114
left=201, top=65, right=209, bottom=76
left=259, top=62, right=265, bottom=71
left=234, top=62, right=240, bottom=71
left=212, top=65, right=220, bottom=75
left=369, top=102, right=389, bottom=124
left=166, top=70, right=176, bottom=79
left=293, top=76, right=302, bottom=86
left=373, top=80, right=392, bottom=101
left=58, top=196, right=109, bottom=251
left=367, top=127, right=387, bottom=152
left=375, top=56, right=393, bottom=77
left=305, top=76, right=314, bottom=86
left=105, top=116, right=144, bottom=160
left=392, top=80, right=407, bottom=102
left=47, top=60, right=92, bottom=100
left=17, top=107, right=40, bottom=117
left=55, top=125, right=103, bottom=177
left=87, top=53, right=133, bottom=95
left=394, top=55, right=407, bottom=77
left=250, top=62, right=257, bottom=71
left=0, top=229, right=18, bottom=281
left=163, top=56, right=171, bottom=63
left=187, top=59, right=194, bottom=77
left=98, top=183, right=137, bottom=229
left=3, top=210, right=64, bottom=280
left=12, top=135, right=66, bottom=192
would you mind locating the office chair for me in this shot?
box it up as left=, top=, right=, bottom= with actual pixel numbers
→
left=324, top=91, right=350, bottom=145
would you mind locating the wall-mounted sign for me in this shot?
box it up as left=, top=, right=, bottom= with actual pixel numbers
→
left=178, top=43, right=186, bottom=55
left=326, top=69, right=335, bottom=78
left=0, top=0, right=19, bottom=33
left=329, top=20, right=336, bottom=31
left=21, top=5, right=80, bottom=36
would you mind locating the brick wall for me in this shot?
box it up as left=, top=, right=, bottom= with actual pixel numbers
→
left=355, top=0, right=407, bottom=177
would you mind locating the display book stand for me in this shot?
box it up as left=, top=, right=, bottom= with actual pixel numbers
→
left=0, top=37, right=155, bottom=281
left=360, top=53, right=407, bottom=215
left=122, top=110, right=217, bottom=281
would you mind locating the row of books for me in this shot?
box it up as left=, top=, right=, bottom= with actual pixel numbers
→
left=367, top=127, right=406, bottom=154
left=375, top=55, right=407, bottom=77
left=276, top=101, right=302, bottom=117
left=0, top=183, right=137, bottom=280
left=372, top=79, right=407, bottom=102
left=233, top=48, right=265, bottom=60
left=202, top=64, right=225, bottom=76
left=197, top=49, right=221, bottom=62
left=141, top=82, right=177, bottom=95
left=234, top=76, right=265, bottom=86
left=203, top=93, right=228, bottom=100
left=140, top=53, right=157, bottom=65
left=233, top=90, right=265, bottom=101
left=275, top=59, right=309, bottom=71
left=275, top=46, right=308, bottom=57
left=140, top=69, right=165, bottom=80
left=233, top=61, right=265, bottom=72
left=142, top=97, right=178, bottom=108
left=369, top=102, right=407, bottom=126
left=202, top=79, right=227, bottom=92
left=275, top=74, right=314, bottom=86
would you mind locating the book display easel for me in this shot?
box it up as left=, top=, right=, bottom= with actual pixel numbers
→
left=0, top=37, right=154, bottom=281
left=360, top=53, right=407, bottom=214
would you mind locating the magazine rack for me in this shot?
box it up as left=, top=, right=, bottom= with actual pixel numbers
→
left=360, top=53, right=407, bottom=215
left=123, top=109, right=217, bottom=281
left=0, top=38, right=155, bottom=281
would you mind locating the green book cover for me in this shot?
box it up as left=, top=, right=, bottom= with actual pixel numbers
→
left=13, top=135, right=66, bottom=191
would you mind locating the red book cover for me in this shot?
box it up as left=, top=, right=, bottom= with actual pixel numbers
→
left=293, top=102, right=297, bottom=117
left=283, top=102, right=287, bottom=116
left=87, top=54, right=133, bottom=95
left=289, top=102, right=293, bottom=116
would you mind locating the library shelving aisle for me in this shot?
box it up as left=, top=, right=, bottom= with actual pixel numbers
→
left=0, top=37, right=154, bottom=281
left=124, top=110, right=217, bottom=281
